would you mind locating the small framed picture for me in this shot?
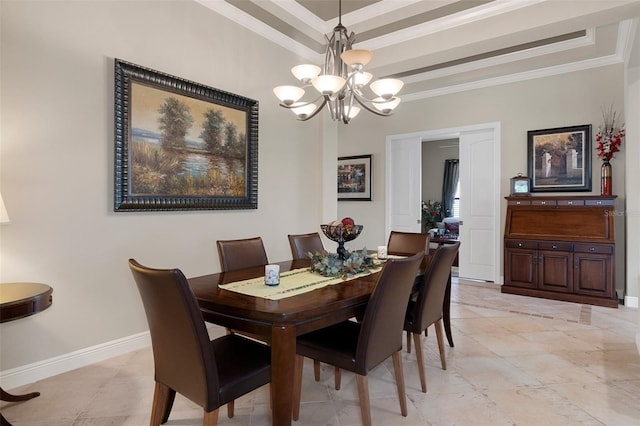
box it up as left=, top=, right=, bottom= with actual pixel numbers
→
left=337, top=155, right=372, bottom=201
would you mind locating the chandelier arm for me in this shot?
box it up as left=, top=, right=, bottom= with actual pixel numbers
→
left=352, top=93, right=393, bottom=117
left=297, top=98, right=328, bottom=121
left=278, top=94, right=324, bottom=110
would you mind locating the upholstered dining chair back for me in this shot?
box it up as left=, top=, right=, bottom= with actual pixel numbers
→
left=411, top=242, right=460, bottom=332
left=217, top=237, right=268, bottom=272
left=386, top=231, right=430, bottom=256
left=356, top=252, right=424, bottom=372
left=128, top=259, right=271, bottom=425
left=403, top=241, right=460, bottom=393
left=288, top=232, right=325, bottom=260
left=293, top=253, right=423, bottom=426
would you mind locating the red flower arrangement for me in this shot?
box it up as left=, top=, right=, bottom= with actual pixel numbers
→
left=595, top=105, right=625, bottom=161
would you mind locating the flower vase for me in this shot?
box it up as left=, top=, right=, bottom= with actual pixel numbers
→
left=600, top=158, right=612, bottom=196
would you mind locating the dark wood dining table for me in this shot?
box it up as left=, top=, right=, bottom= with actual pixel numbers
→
left=188, top=257, right=453, bottom=425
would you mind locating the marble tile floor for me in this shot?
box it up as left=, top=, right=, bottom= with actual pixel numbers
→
left=2, top=279, right=640, bottom=425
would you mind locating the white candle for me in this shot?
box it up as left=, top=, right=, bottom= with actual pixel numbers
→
left=265, top=264, right=280, bottom=286
left=377, top=245, right=387, bottom=259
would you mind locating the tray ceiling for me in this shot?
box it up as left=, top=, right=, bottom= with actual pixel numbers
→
left=197, top=0, right=640, bottom=100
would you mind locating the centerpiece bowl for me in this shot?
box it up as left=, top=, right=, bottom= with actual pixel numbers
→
left=320, top=224, right=363, bottom=260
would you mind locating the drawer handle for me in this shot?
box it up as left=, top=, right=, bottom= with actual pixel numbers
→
left=541, top=201, right=546, bottom=205
left=596, top=201, right=602, bottom=205
left=518, top=243, right=523, bottom=247
left=568, top=201, right=573, bottom=205
left=590, top=247, right=596, bottom=252
left=516, top=201, right=521, bottom=205
left=552, top=244, right=557, bottom=249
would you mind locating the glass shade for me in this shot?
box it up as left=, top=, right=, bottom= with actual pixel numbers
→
left=372, top=97, right=401, bottom=113
left=273, top=86, right=304, bottom=105
left=291, top=64, right=321, bottom=83
left=291, top=102, right=317, bottom=119
left=351, top=71, right=372, bottom=87
left=370, top=78, right=404, bottom=98
left=346, top=106, right=361, bottom=119
left=312, top=75, right=346, bottom=96
left=341, top=49, right=373, bottom=67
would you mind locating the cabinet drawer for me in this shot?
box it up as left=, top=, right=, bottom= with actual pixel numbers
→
left=508, top=199, right=531, bottom=206
left=531, top=199, right=556, bottom=206
left=505, top=240, right=537, bottom=249
left=538, top=242, right=572, bottom=251
left=585, top=199, right=614, bottom=206
left=573, top=244, right=614, bottom=255
left=557, top=199, right=585, bottom=206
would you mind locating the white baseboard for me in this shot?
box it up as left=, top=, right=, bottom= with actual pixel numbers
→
left=0, top=331, right=151, bottom=390
left=625, top=295, right=639, bottom=308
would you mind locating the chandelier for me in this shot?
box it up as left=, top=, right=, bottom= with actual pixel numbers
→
left=272, top=0, right=403, bottom=124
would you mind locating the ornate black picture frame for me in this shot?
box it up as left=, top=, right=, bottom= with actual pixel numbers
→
left=114, top=59, right=258, bottom=211
left=527, top=124, right=591, bottom=192
left=337, top=154, right=372, bottom=201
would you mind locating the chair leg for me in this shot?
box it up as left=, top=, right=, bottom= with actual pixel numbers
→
left=355, top=374, right=372, bottom=426
left=392, top=351, right=408, bottom=417
left=412, top=332, right=427, bottom=393
left=406, top=330, right=412, bottom=353
left=314, top=360, right=321, bottom=381
left=334, top=367, right=341, bottom=390
left=434, top=319, right=447, bottom=370
left=226, top=400, right=234, bottom=418
left=203, top=408, right=219, bottom=426
left=292, top=355, right=304, bottom=421
left=150, top=381, right=172, bottom=426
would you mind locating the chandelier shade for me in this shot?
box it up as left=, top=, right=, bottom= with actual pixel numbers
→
left=273, top=0, right=402, bottom=124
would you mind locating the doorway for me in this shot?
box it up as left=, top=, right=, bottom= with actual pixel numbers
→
left=385, top=122, right=502, bottom=283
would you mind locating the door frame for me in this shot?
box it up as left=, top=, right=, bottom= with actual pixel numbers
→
left=385, top=122, right=502, bottom=283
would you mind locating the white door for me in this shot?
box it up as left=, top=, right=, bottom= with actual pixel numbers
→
left=458, top=129, right=498, bottom=281
left=386, top=135, right=422, bottom=238
left=386, top=123, right=501, bottom=283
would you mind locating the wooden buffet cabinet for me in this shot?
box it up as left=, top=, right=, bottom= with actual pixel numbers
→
left=503, top=195, right=618, bottom=308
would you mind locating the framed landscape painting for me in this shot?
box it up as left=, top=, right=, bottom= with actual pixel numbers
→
left=114, top=59, right=258, bottom=211
left=527, top=124, right=592, bottom=192
left=337, top=155, right=372, bottom=201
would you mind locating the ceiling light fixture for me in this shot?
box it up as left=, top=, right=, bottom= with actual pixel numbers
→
left=273, top=0, right=403, bottom=124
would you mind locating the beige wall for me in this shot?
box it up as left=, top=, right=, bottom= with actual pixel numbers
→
left=338, top=65, right=629, bottom=297
left=0, top=0, right=326, bottom=371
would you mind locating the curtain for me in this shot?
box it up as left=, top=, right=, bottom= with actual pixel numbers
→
left=441, top=159, right=459, bottom=218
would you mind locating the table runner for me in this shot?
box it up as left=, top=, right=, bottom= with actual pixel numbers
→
left=219, top=266, right=382, bottom=300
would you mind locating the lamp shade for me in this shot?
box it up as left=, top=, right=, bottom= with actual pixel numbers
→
left=291, top=64, right=321, bottom=83
left=351, top=71, right=373, bottom=88
left=370, top=78, right=404, bottom=99
left=291, top=102, right=317, bottom=119
left=372, top=97, right=401, bottom=113
left=340, top=49, right=373, bottom=67
left=312, top=75, right=346, bottom=96
left=0, top=193, right=10, bottom=224
left=273, top=86, right=305, bottom=105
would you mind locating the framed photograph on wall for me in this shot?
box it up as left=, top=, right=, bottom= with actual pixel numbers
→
left=114, top=59, right=259, bottom=211
left=527, top=124, right=592, bottom=192
left=337, top=155, right=372, bottom=201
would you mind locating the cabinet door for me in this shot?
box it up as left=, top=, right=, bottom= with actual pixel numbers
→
left=574, top=244, right=614, bottom=298
left=505, top=247, right=537, bottom=288
left=538, top=244, right=573, bottom=293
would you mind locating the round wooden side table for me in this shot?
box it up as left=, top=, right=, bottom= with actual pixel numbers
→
left=0, top=282, right=53, bottom=426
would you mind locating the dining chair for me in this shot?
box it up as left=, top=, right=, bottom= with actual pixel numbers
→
left=386, top=230, right=430, bottom=256
left=216, top=236, right=268, bottom=272
left=128, top=259, right=272, bottom=425
left=287, top=232, right=326, bottom=260
left=292, top=253, right=424, bottom=426
left=403, top=241, right=460, bottom=393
